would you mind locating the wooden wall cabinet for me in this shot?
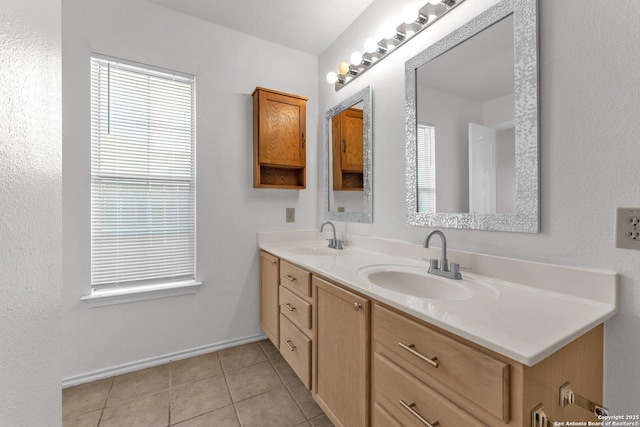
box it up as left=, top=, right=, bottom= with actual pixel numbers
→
left=313, top=276, right=369, bottom=427
left=259, top=251, right=279, bottom=348
left=253, top=87, right=307, bottom=189
left=331, top=107, right=364, bottom=191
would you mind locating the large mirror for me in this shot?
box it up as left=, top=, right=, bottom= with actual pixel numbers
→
left=406, top=0, right=539, bottom=232
left=324, top=86, right=372, bottom=223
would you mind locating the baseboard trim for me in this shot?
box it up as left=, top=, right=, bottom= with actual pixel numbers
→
left=61, top=333, right=267, bottom=388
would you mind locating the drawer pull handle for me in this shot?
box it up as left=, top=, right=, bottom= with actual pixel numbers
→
left=283, top=339, right=296, bottom=352
left=398, top=342, right=439, bottom=368
left=283, top=302, right=296, bottom=311
left=283, top=275, right=297, bottom=282
left=399, top=400, right=440, bottom=427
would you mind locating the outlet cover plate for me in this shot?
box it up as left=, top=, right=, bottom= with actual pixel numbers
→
left=615, top=207, right=640, bottom=250
left=286, top=207, right=295, bottom=223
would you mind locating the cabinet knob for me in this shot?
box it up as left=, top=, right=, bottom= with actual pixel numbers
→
left=271, top=260, right=277, bottom=265
left=354, top=302, right=362, bottom=311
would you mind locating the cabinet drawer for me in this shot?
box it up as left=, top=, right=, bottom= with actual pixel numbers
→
left=374, top=353, right=486, bottom=427
left=280, top=314, right=311, bottom=389
left=279, top=285, right=312, bottom=331
left=373, top=403, right=403, bottom=427
left=373, top=304, right=509, bottom=421
left=280, top=260, right=311, bottom=297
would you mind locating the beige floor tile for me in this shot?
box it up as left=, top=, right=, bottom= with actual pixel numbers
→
left=107, top=364, right=170, bottom=407
left=101, top=390, right=169, bottom=427
left=287, top=378, right=323, bottom=419
left=258, top=338, right=280, bottom=359
left=310, top=414, right=334, bottom=427
left=170, top=405, right=239, bottom=427
left=219, top=342, right=267, bottom=372
left=62, top=378, right=112, bottom=419
left=170, top=374, right=232, bottom=424
left=225, top=360, right=283, bottom=402
left=170, top=352, right=222, bottom=387
left=269, top=353, right=300, bottom=385
left=62, top=409, right=102, bottom=427
left=235, top=386, right=305, bottom=427
left=296, top=423, right=311, bottom=427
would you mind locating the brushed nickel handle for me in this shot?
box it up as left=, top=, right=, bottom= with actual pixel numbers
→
left=399, top=400, right=440, bottom=427
left=354, top=302, right=362, bottom=311
left=343, top=139, right=346, bottom=153
left=283, top=339, right=296, bottom=351
left=301, top=133, right=305, bottom=149
left=283, top=275, right=297, bottom=282
left=398, top=342, right=439, bottom=368
left=283, top=302, right=296, bottom=312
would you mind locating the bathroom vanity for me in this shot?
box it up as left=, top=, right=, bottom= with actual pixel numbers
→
left=258, top=231, right=617, bottom=427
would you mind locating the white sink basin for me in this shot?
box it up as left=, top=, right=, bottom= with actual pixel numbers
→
left=358, top=265, right=491, bottom=301
left=287, top=245, right=338, bottom=256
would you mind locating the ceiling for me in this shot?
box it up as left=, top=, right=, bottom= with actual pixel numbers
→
left=144, top=0, right=376, bottom=56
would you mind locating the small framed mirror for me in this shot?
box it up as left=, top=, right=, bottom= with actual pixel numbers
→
left=405, top=0, right=539, bottom=232
left=323, top=86, right=372, bottom=223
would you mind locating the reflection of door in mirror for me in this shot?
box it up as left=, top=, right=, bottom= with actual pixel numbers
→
left=332, top=107, right=363, bottom=191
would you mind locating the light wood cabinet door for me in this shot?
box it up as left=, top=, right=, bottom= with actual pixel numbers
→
left=313, top=276, right=369, bottom=427
left=256, top=88, right=306, bottom=167
left=259, top=251, right=279, bottom=348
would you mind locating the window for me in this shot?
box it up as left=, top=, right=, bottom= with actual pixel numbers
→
left=417, top=123, right=436, bottom=213
left=90, top=54, right=196, bottom=295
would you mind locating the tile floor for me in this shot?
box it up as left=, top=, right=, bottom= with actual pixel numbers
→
left=62, top=340, right=334, bottom=427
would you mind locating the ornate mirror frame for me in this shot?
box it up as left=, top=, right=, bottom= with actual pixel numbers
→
left=323, top=86, right=373, bottom=223
left=405, top=0, right=539, bottom=232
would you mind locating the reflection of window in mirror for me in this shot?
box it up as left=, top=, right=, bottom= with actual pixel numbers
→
left=417, top=123, right=436, bottom=213
left=332, top=107, right=364, bottom=191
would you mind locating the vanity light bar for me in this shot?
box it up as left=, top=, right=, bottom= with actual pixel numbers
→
left=327, top=0, right=465, bottom=91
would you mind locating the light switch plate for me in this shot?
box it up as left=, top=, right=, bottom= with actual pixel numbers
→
left=615, top=207, right=640, bottom=250
left=286, top=207, right=295, bottom=223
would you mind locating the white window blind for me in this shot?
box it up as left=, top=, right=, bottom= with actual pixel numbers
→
left=90, top=54, right=195, bottom=290
left=417, top=123, right=436, bottom=213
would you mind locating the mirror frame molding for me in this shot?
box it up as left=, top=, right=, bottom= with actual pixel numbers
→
left=405, top=0, right=539, bottom=232
left=323, top=86, right=373, bottom=223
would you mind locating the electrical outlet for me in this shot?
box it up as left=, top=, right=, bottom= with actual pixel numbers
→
left=286, top=207, right=295, bottom=223
left=615, top=207, right=640, bottom=249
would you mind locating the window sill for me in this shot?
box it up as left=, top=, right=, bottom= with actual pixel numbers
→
left=81, top=280, right=202, bottom=308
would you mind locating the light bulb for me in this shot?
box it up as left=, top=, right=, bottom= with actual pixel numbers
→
left=338, top=62, right=350, bottom=75
left=364, top=38, right=379, bottom=53
left=383, top=24, right=398, bottom=40
left=326, top=72, right=338, bottom=84
left=403, top=5, right=418, bottom=24
left=350, top=51, right=363, bottom=65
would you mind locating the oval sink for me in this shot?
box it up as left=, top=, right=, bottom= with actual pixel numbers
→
left=359, top=265, right=474, bottom=301
left=287, top=246, right=338, bottom=256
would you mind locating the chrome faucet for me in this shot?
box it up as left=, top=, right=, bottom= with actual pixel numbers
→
left=320, top=221, right=343, bottom=250
left=423, top=230, right=462, bottom=279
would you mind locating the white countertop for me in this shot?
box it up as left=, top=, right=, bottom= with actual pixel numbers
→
left=258, top=230, right=618, bottom=366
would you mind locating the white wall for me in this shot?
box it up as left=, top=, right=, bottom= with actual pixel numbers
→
left=0, top=0, right=62, bottom=424
left=319, top=0, right=640, bottom=413
left=62, top=0, right=318, bottom=380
